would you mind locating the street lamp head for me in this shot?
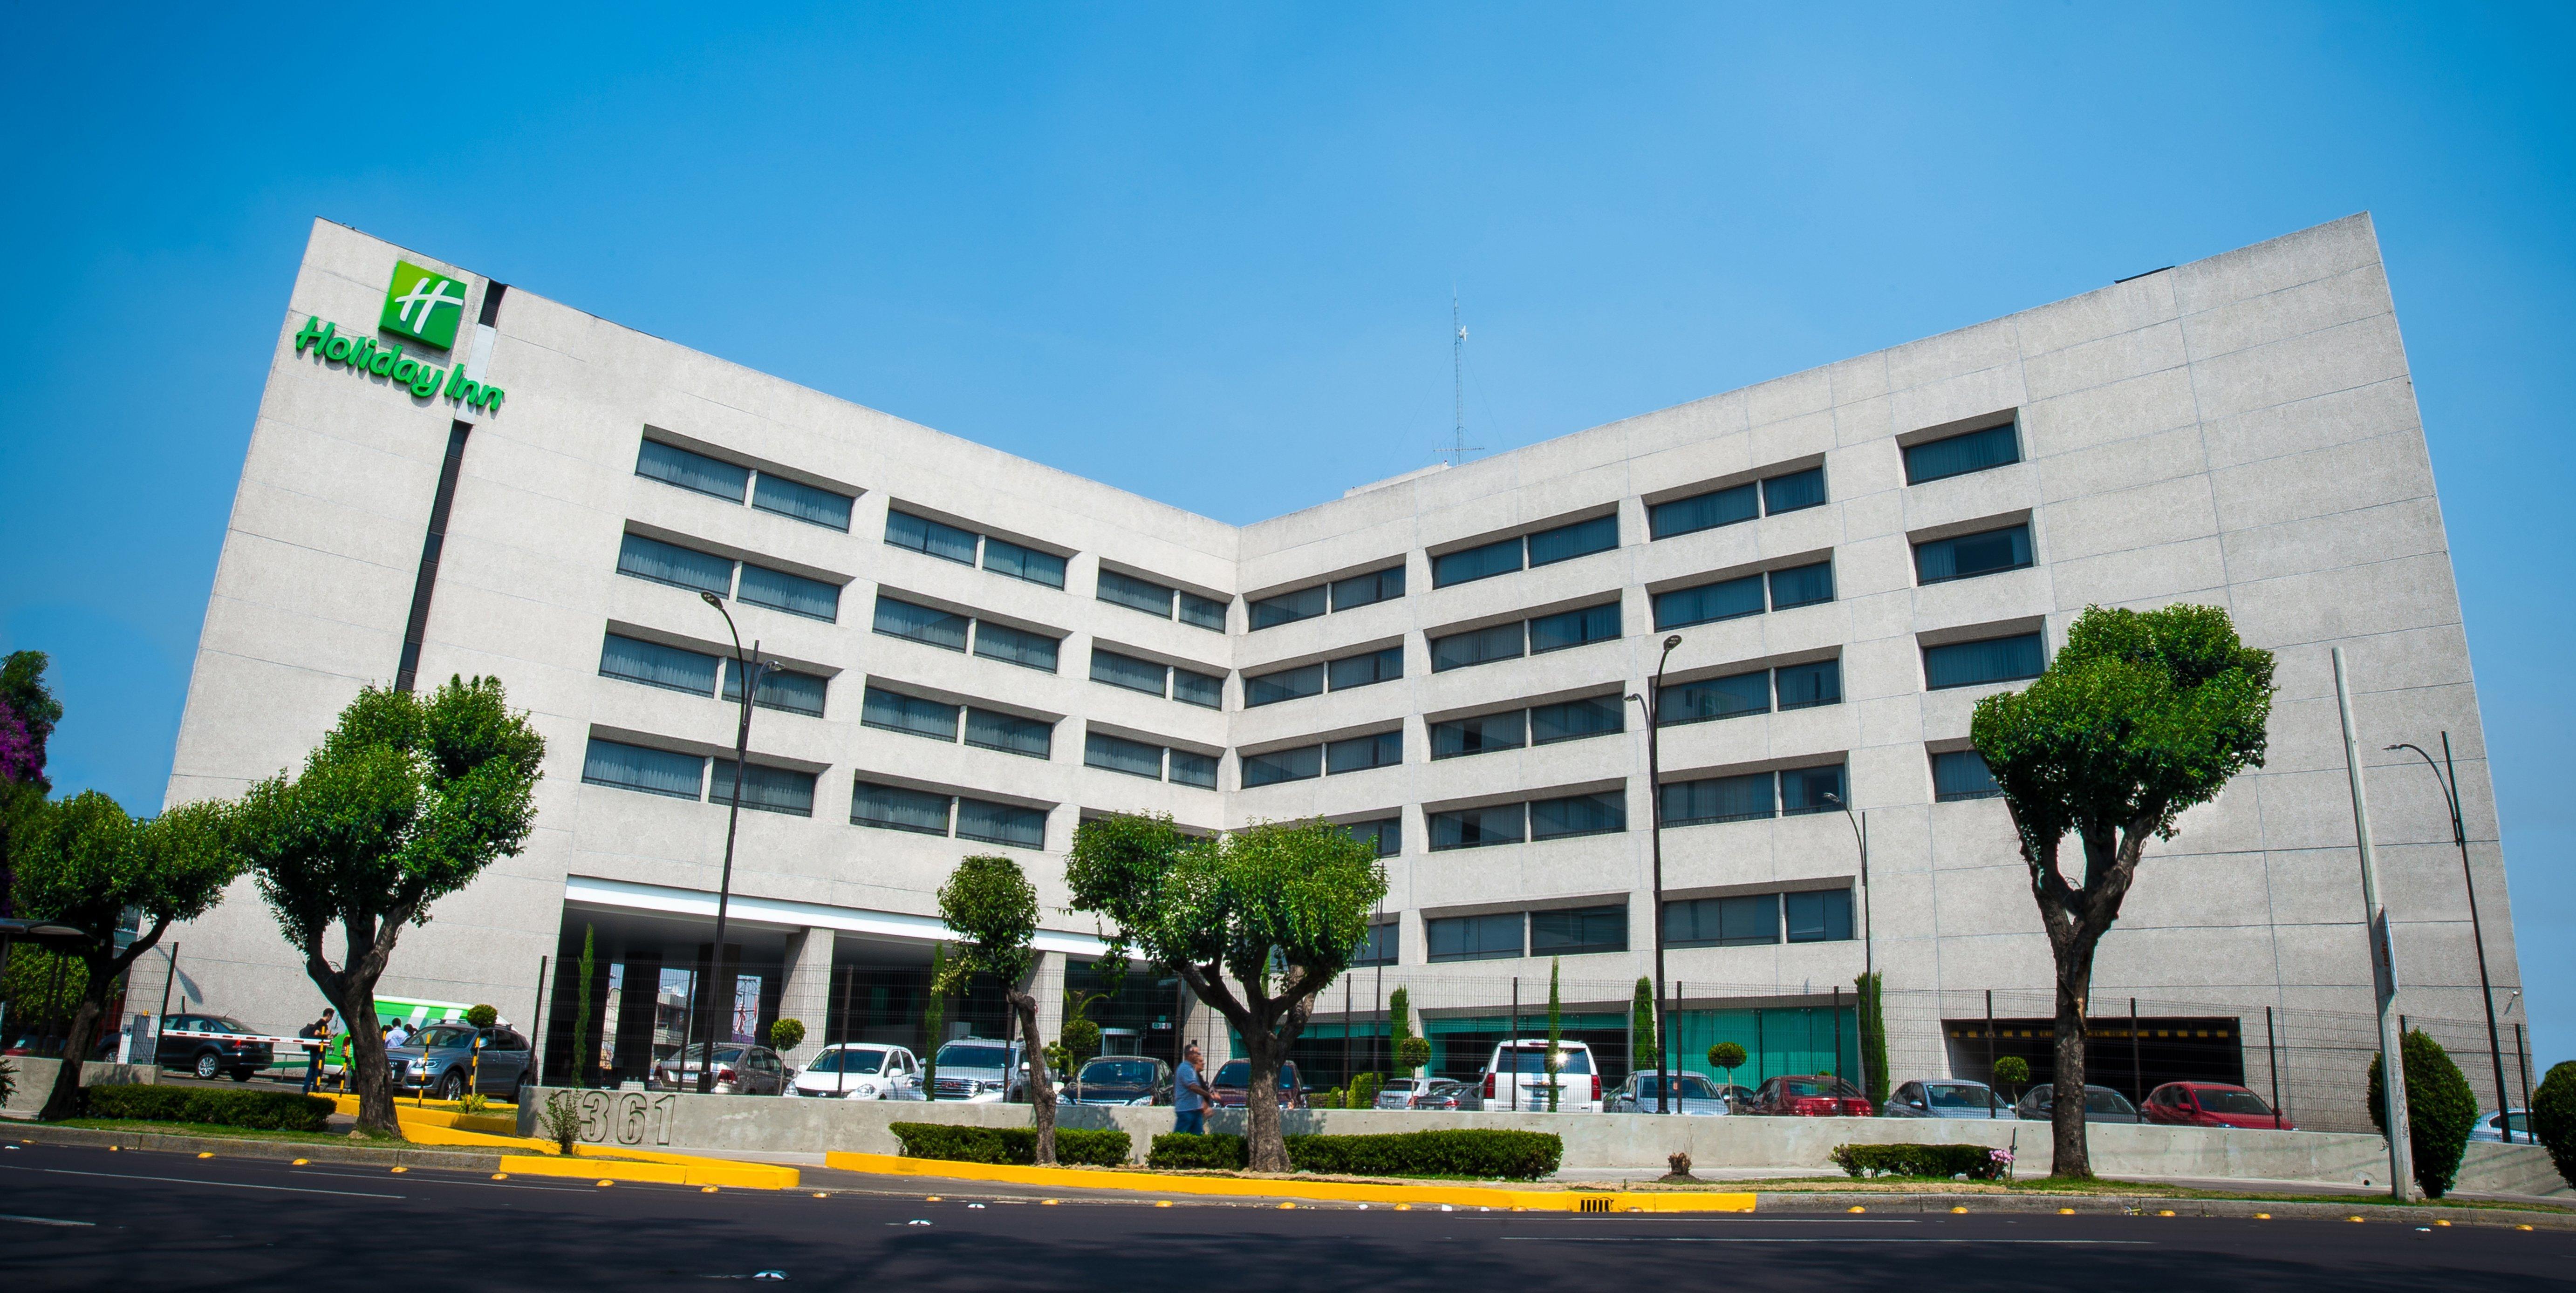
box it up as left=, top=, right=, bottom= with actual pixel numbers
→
left=1662, top=634, right=1683, bottom=652
left=1821, top=791, right=1844, bottom=806
left=699, top=591, right=724, bottom=608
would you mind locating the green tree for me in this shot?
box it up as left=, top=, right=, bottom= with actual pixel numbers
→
left=569, top=925, right=595, bottom=1089
left=231, top=677, right=545, bottom=1135
left=1992, top=1055, right=2030, bottom=1102
left=12, top=790, right=239, bottom=1120
left=1854, top=971, right=1889, bottom=1108
left=1055, top=987, right=1109, bottom=1095
left=2367, top=1028, right=2479, bottom=1198
left=1544, top=958, right=1564, bottom=1112
left=2532, top=1061, right=2576, bottom=1189
left=770, top=1017, right=806, bottom=1055
left=1708, top=1041, right=1747, bottom=1093
left=1387, top=985, right=1414, bottom=1074
left=921, top=942, right=948, bottom=1094
left=1630, top=977, right=1659, bottom=1075
left=1970, top=603, right=2274, bottom=1180
left=936, top=855, right=1060, bottom=1164
left=1066, top=814, right=1384, bottom=1172
left=1, top=946, right=87, bottom=1025
left=0, top=652, right=65, bottom=926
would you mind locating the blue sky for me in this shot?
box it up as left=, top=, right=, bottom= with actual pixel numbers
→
left=2, top=6, right=2567, bottom=1070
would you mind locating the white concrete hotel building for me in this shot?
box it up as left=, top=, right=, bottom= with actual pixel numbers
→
left=159, top=214, right=2523, bottom=1129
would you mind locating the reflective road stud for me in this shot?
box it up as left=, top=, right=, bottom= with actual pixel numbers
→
left=2058, top=1208, right=2076, bottom=1215
left=1155, top=1201, right=1172, bottom=1208
left=1950, top=1207, right=1968, bottom=1214
left=492, top=1174, right=509, bottom=1180
left=702, top=1186, right=719, bottom=1194
left=389, top=1167, right=407, bottom=1174
left=2255, top=1213, right=2272, bottom=1220
left=292, top=1159, right=309, bottom=1166
left=1848, top=1206, right=1866, bottom=1214
left=596, top=1180, right=615, bottom=1188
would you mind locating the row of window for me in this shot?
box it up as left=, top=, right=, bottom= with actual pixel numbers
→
left=1240, top=730, right=1404, bottom=787
left=1662, top=763, right=1848, bottom=825
left=860, top=686, right=1054, bottom=759
left=618, top=534, right=843, bottom=622
left=1647, top=465, right=1826, bottom=540
left=1084, top=731, right=1220, bottom=788
left=885, top=509, right=1069, bottom=590
left=872, top=594, right=1061, bottom=671
left=1652, top=560, right=1834, bottom=632
left=1663, top=888, right=1857, bottom=948
left=1416, top=886, right=1859, bottom=964
left=636, top=440, right=857, bottom=531
left=1429, top=791, right=1627, bottom=850
left=1660, top=660, right=1840, bottom=724
left=1431, top=694, right=1624, bottom=758
left=1089, top=647, right=1224, bottom=708
left=1432, top=514, right=1619, bottom=589
left=599, top=633, right=831, bottom=717
left=1429, top=603, right=1621, bottom=672
left=582, top=737, right=822, bottom=817
left=850, top=781, right=1048, bottom=848
left=1249, top=565, right=1405, bottom=630
left=1099, top=569, right=1229, bottom=632
left=1244, top=645, right=1402, bottom=707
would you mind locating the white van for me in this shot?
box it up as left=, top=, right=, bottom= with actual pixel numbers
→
left=1479, top=1038, right=1601, bottom=1112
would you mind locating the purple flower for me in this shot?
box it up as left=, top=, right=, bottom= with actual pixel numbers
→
left=0, top=706, right=37, bottom=786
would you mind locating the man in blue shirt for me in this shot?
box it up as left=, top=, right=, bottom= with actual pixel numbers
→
left=1173, top=1042, right=1213, bottom=1135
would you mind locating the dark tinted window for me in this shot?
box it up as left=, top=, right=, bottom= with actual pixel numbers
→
left=1177, top=592, right=1228, bottom=632
left=1916, top=524, right=2034, bottom=583
left=973, top=622, right=1059, bottom=672
left=1249, top=585, right=1328, bottom=630
left=1767, top=562, right=1834, bottom=610
left=1430, top=623, right=1524, bottom=672
left=886, top=510, right=977, bottom=564
left=1340, top=817, right=1401, bottom=858
left=1326, top=647, right=1402, bottom=691
left=1430, top=710, right=1526, bottom=759
left=1933, top=749, right=2000, bottom=801
left=965, top=708, right=1052, bottom=759
left=1526, top=515, right=1617, bottom=566
left=1530, top=792, right=1625, bottom=840
left=957, top=798, right=1047, bottom=848
left=723, top=660, right=827, bottom=717
left=1779, top=764, right=1846, bottom=815
left=1326, top=731, right=1403, bottom=775
left=1241, top=745, right=1323, bottom=787
left=1171, top=667, right=1225, bottom=709
left=1925, top=633, right=2046, bottom=690
left=873, top=597, right=969, bottom=651
left=982, top=538, right=1066, bottom=588
left=1084, top=732, right=1166, bottom=779
left=1244, top=663, right=1326, bottom=707
left=1651, top=483, right=1757, bottom=539
left=862, top=686, right=959, bottom=740
left=1663, top=773, right=1773, bottom=825
left=1428, top=804, right=1525, bottom=850
left=600, top=633, right=720, bottom=696
left=1354, top=921, right=1399, bottom=966
left=1098, top=570, right=1175, bottom=616
left=1774, top=659, right=1841, bottom=710
left=617, top=533, right=734, bottom=596
left=1784, top=889, right=1854, bottom=942
left=1664, top=894, right=1778, bottom=947
left=1330, top=566, right=1405, bottom=611
left=738, top=564, right=840, bottom=621
left=1762, top=467, right=1826, bottom=514
left=1529, top=904, right=1626, bottom=954
left=1530, top=603, right=1621, bottom=654
left=752, top=475, right=854, bottom=531
left=1432, top=537, right=1523, bottom=588
left=636, top=440, right=748, bottom=502
left=1426, top=913, right=1523, bottom=962
left=1654, top=575, right=1764, bottom=630
left=1662, top=670, right=1768, bottom=724
left=1530, top=695, right=1622, bottom=745
left=1089, top=649, right=1167, bottom=696
left=1167, top=749, right=1219, bottom=789
left=1903, top=423, right=2020, bottom=484
left=710, top=760, right=817, bottom=817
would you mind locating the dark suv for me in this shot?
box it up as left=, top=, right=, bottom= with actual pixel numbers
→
left=156, top=1014, right=273, bottom=1082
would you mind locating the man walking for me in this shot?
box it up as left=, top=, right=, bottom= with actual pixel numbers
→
left=1173, top=1042, right=1213, bottom=1135
left=298, top=1008, right=335, bottom=1094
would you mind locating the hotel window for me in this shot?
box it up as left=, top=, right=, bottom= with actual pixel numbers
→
left=1354, top=920, right=1400, bottom=967
left=1653, top=574, right=1764, bottom=631
left=1661, top=772, right=1775, bottom=826
left=1663, top=894, right=1781, bottom=948
left=1530, top=791, right=1625, bottom=840
left=1085, top=732, right=1167, bottom=781
left=1915, top=524, right=2034, bottom=584
left=1097, top=569, right=1176, bottom=616
left=851, top=782, right=953, bottom=836
left=737, top=564, right=840, bottom=622
left=636, top=440, right=749, bottom=503
left=1239, top=744, right=1323, bottom=788
left=1649, top=482, right=1757, bottom=540
left=1325, top=730, right=1403, bottom=775
left=1168, top=749, right=1220, bottom=789
left=1426, top=913, right=1524, bottom=963
left=964, top=708, right=1053, bottom=760
left=973, top=622, right=1060, bottom=673
left=1326, top=646, right=1403, bottom=692
left=617, top=534, right=734, bottom=597
left=721, top=660, right=828, bottom=717
left=1762, top=467, right=1827, bottom=515
left=872, top=596, right=970, bottom=652
left=1785, top=889, right=1856, bottom=943
left=1530, top=695, right=1623, bottom=745
left=1767, top=561, right=1835, bottom=610
left=1661, top=670, right=1770, bottom=725
left=1529, top=602, right=1621, bottom=654
left=581, top=737, right=704, bottom=801
left=1529, top=904, right=1627, bottom=955
left=1428, top=804, right=1526, bottom=851
left=1924, top=633, right=2046, bottom=690
left=1774, top=659, right=1842, bottom=711
left=885, top=510, right=978, bottom=565
left=1432, top=536, right=1524, bottom=589
left=1171, top=667, right=1225, bottom=709
left=1430, top=710, right=1526, bottom=759
left=1340, top=817, right=1402, bottom=859
left=861, top=687, right=960, bottom=742
left=599, top=633, right=720, bottom=697
left=1177, top=592, right=1228, bottom=633
left=1903, top=422, right=2020, bottom=485
left=1526, top=515, right=1618, bottom=567
left=957, top=797, right=1047, bottom=849
left=1428, top=622, right=1525, bottom=672
left=752, top=475, right=854, bottom=531
left=1779, top=764, right=1847, bottom=816
left=1249, top=585, right=1328, bottom=630
left=1933, top=749, right=2002, bottom=802
left=709, top=759, right=817, bottom=817
left=1244, top=662, right=1326, bottom=708
left=1330, top=565, right=1405, bottom=612
left=1090, top=648, right=1169, bottom=697
left=983, top=537, right=1067, bottom=589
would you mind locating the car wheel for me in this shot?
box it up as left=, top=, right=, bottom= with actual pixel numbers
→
left=193, top=1052, right=221, bottom=1080
left=436, top=1070, right=466, bottom=1101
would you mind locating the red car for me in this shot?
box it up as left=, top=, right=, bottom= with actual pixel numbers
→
left=1749, top=1074, right=1873, bottom=1117
left=2142, top=1082, right=2292, bottom=1130
left=1209, top=1059, right=1309, bottom=1109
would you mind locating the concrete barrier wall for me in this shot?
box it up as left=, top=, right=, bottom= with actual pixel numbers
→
left=517, top=1088, right=2567, bottom=1197
left=3, top=1059, right=160, bottom=1118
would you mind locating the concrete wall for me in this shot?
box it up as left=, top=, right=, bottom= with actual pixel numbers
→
left=519, top=1087, right=2564, bottom=1197
left=1, top=1060, right=159, bottom=1119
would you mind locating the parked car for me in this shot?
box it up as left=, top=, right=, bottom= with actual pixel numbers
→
left=651, top=1042, right=787, bottom=1095
left=2140, top=1082, right=2289, bottom=1130
left=386, top=1022, right=533, bottom=1100
left=1479, top=1039, right=1602, bottom=1113
left=155, top=1013, right=274, bottom=1082
left=1712, top=1082, right=1755, bottom=1112
left=1883, top=1079, right=2009, bottom=1118
left=2015, top=1082, right=2141, bottom=1124
left=1376, top=1077, right=1475, bottom=1110
left=788, top=1043, right=923, bottom=1099
left=1067, top=1056, right=1172, bottom=1106
left=2470, top=1109, right=2532, bottom=1144
left=1747, top=1074, right=1873, bottom=1117
left=1209, top=1059, right=1309, bottom=1109
left=930, top=1038, right=1027, bottom=1102
left=1606, top=1070, right=1731, bottom=1115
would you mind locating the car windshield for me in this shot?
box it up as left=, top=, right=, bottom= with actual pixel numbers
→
left=209, top=1016, right=257, bottom=1034
left=2084, top=1088, right=2135, bottom=1114
left=1496, top=1048, right=1594, bottom=1075
left=1079, top=1060, right=1159, bottom=1084
left=1781, top=1078, right=1858, bottom=1098
left=935, top=1043, right=1010, bottom=1070
left=2199, top=1090, right=2271, bottom=1116
left=806, top=1049, right=888, bottom=1075
left=412, top=1026, right=475, bottom=1049
left=1209, top=1061, right=1298, bottom=1088
left=1632, top=1074, right=1720, bottom=1100
left=1927, top=1084, right=1996, bottom=1109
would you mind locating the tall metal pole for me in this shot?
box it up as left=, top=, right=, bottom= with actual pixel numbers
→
left=2130, top=998, right=2142, bottom=1106
left=1510, top=977, right=1519, bottom=1112
left=2265, top=1007, right=2281, bottom=1130
left=695, top=592, right=769, bottom=1095
left=1627, top=634, right=1682, bottom=1113
left=2386, top=735, right=2512, bottom=1142
left=2333, top=646, right=2414, bottom=1201
left=1824, top=791, right=1871, bottom=1102
left=1985, top=987, right=1997, bottom=1116
left=529, top=954, right=549, bottom=1088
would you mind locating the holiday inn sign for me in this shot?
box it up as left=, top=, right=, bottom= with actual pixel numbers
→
left=292, top=259, right=504, bottom=412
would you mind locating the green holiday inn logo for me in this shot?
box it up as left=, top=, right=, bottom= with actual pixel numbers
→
left=379, top=259, right=469, bottom=350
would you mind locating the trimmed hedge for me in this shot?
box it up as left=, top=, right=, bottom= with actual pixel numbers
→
left=887, top=1122, right=1129, bottom=1167
left=1147, top=1130, right=1562, bottom=1180
left=1830, top=1143, right=2008, bottom=1180
left=82, top=1084, right=333, bottom=1132
left=2366, top=1028, right=2479, bottom=1199
left=2533, top=1061, right=2576, bottom=1190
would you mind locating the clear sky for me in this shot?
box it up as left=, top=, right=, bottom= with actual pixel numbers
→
left=3, top=7, right=2567, bottom=1071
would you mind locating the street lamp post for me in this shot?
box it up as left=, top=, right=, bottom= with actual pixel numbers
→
left=681, top=590, right=774, bottom=1096
left=1822, top=790, right=1871, bottom=1101
left=2386, top=733, right=2513, bottom=1142
left=1626, top=634, right=1682, bottom=1115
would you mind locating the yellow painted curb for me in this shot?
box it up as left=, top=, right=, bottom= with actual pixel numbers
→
left=819, top=1152, right=1754, bottom=1212
left=498, top=1154, right=799, bottom=1190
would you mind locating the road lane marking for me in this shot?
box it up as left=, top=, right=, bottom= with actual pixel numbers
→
left=1504, top=1237, right=2152, bottom=1245
left=2, top=1213, right=96, bottom=1227
left=5, top=1165, right=404, bottom=1199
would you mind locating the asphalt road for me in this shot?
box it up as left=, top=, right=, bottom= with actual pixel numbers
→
left=0, top=1142, right=2565, bottom=1291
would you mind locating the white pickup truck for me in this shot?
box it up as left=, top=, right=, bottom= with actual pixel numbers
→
left=1479, top=1038, right=1602, bottom=1113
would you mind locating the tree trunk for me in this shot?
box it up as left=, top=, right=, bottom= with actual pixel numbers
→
left=1242, top=1029, right=1288, bottom=1172
left=1011, top=988, right=1056, bottom=1165
left=304, top=911, right=409, bottom=1136
left=2048, top=949, right=2094, bottom=1179
left=36, top=980, right=108, bottom=1121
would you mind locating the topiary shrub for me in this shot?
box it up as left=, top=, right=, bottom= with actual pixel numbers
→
left=769, top=1018, right=806, bottom=1054
left=2366, top=1028, right=2479, bottom=1199
left=1991, top=1055, right=2030, bottom=1101
left=888, top=1122, right=1127, bottom=1167
left=1287, top=1129, right=1562, bottom=1180
left=83, top=1084, right=332, bottom=1132
left=1831, top=1143, right=2009, bottom=1180
left=465, top=1004, right=499, bottom=1029
left=2532, top=1062, right=2576, bottom=1189
left=1149, top=1132, right=1249, bottom=1170
left=1396, top=1035, right=1431, bottom=1075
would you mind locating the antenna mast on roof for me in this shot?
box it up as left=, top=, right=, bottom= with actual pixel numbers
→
left=1443, top=289, right=1482, bottom=466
